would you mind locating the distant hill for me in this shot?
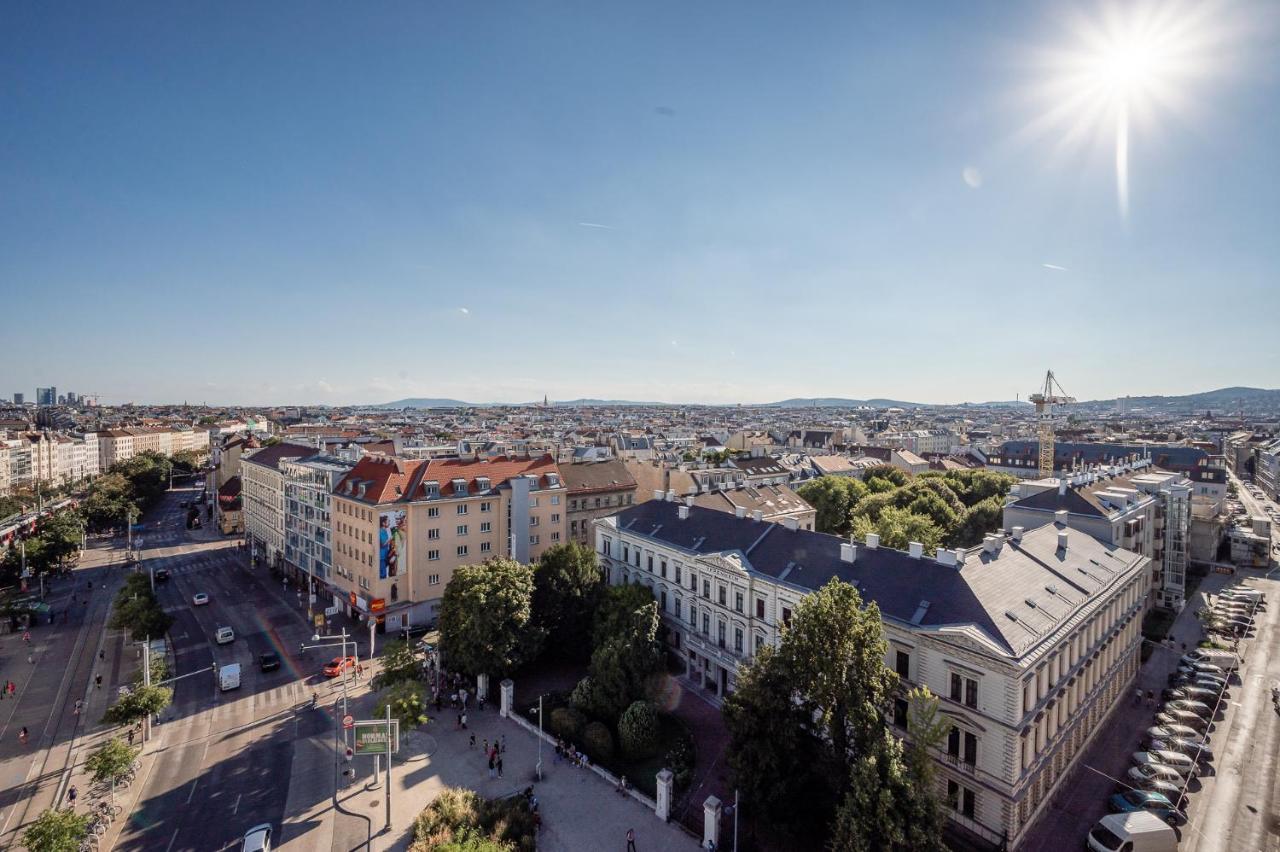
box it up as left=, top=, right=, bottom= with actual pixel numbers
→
left=377, top=398, right=476, bottom=408
left=1085, top=386, right=1280, bottom=409
left=550, top=399, right=668, bottom=407
left=765, top=397, right=924, bottom=408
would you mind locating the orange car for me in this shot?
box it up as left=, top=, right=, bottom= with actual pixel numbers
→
left=322, top=656, right=357, bottom=678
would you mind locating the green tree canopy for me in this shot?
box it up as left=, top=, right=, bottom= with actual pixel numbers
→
left=851, top=506, right=944, bottom=553
left=85, top=736, right=140, bottom=786
left=103, top=684, right=172, bottom=726
left=22, top=808, right=91, bottom=852
left=375, top=680, right=430, bottom=734
left=439, top=558, right=541, bottom=678
left=798, top=477, right=854, bottom=535
left=373, top=638, right=422, bottom=690
left=590, top=584, right=659, bottom=650
left=531, top=542, right=604, bottom=660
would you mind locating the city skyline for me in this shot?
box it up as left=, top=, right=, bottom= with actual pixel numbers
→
left=3, top=2, right=1278, bottom=406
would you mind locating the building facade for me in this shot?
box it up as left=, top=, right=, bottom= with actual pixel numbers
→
left=329, top=455, right=566, bottom=631
left=562, top=459, right=637, bottom=545
left=595, top=499, right=1149, bottom=849
left=241, top=443, right=319, bottom=570
left=282, top=454, right=355, bottom=597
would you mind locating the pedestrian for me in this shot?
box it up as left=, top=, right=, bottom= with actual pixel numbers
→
left=128, top=727, right=135, bottom=746
left=23, top=630, right=30, bottom=643
left=626, top=828, right=637, bottom=852
left=456, top=713, right=462, bottom=730
left=27, top=652, right=33, bottom=665
left=67, top=785, right=78, bottom=806
left=74, top=699, right=82, bottom=716
left=461, top=712, right=467, bottom=730
left=95, top=674, right=102, bottom=689
left=19, top=727, right=28, bottom=745
left=1134, top=688, right=1142, bottom=705
left=500, top=734, right=506, bottom=753
left=497, top=755, right=503, bottom=778
left=7, top=681, right=14, bottom=697
left=489, top=753, right=496, bottom=779
left=469, top=732, right=476, bottom=748
left=99, top=649, right=105, bottom=662
left=482, top=738, right=489, bottom=755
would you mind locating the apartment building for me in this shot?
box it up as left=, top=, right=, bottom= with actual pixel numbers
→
left=561, top=459, right=636, bottom=545
left=97, top=427, right=210, bottom=469
left=594, top=499, right=1149, bottom=849
left=282, top=454, right=355, bottom=595
left=241, top=443, right=321, bottom=570
left=1003, top=461, right=1190, bottom=608
left=329, top=455, right=566, bottom=631
left=986, top=441, right=1208, bottom=478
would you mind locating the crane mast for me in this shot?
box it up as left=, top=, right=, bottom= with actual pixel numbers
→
left=1028, top=370, right=1076, bottom=479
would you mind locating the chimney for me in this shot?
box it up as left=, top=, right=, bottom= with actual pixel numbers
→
left=908, top=541, right=924, bottom=559
left=1054, top=509, right=1069, bottom=525
left=752, top=510, right=763, bottom=522
left=840, top=542, right=857, bottom=563
left=678, top=505, right=690, bottom=520
left=982, top=534, right=996, bottom=554
left=1011, top=526, right=1025, bottom=543
left=684, top=495, right=695, bottom=507
left=783, top=517, right=799, bottom=531
left=665, top=489, right=677, bottom=502
left=735, top=505, right=747, bottom=519
left=653, top=489, right=665, bottom=501
left=954, top=547, right=966, bottom=566
left=936, top=547, right=957, bottom=566
left=1058, top=479, right=1067, bottom=496
left=1058, top=530, right=1069, bottom=550
left=865, top=532, right=880, bottom=549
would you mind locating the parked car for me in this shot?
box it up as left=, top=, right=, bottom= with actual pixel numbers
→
left=192, top=592, right=209, bottom=606
left=1107, top=789, right=1188, bottom=826
left=322, top=656, right=357, bottom=677
left=1165, top=698, right=1214, bottom=719
left=1161, top=685, right=1218, bottom=704
left=1156, top=710, right=1209, bottom=732
left=154, top=568, right=170, bottom=583
left=1127, top=762, right=1183, bottom=786
left=1175, top=662, right=1226, bottom=679
left=259, top=652, right=281, bottom=672
left=1146, top=724, right=1205, bottom=744
left=215, top=626, right=235, bottom=644
left=1134, top=750, right=1197, bottom=779
left=1155, top=737, right=1214, bottom=762
left=241, top=823, right=272, bottom=852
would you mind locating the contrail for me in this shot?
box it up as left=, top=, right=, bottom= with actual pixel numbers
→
left=577, top=222, right=615, bottom=230
left=1042, top=263, right=1068, bottom=271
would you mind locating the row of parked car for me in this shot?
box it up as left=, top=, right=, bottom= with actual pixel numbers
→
left=1088, top=585, right=1267, bottom=851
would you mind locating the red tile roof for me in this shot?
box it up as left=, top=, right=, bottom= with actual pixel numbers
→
left=334, top=454, right=562, bottom=505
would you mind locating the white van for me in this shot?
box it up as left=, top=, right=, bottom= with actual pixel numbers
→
left=219, top=663, right=241, bottom=691
left=215, top=626, right=235, bottom=645
left=1087, top=811, right=1177, bottom=852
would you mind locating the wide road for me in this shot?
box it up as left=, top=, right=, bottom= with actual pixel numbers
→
left=115, top=485, right=336, bottom=852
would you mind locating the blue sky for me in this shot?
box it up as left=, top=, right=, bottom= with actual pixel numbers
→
left=2, top=2, right=1277, bottom=406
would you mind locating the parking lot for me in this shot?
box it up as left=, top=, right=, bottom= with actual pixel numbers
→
left=1021, top=563, right=1279, bottom=851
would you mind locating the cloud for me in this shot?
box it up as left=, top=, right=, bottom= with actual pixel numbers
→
left=1042, top=263, right=1068, bottom=271
left=671, top=340, right=678, bottom=347
left=577, top=222, right=615, bottom=230
left=962, top=166, right=983, bottom=189
left=317, top=379, right=334, bottom=393
left=459, top=307, right=470, bottom=314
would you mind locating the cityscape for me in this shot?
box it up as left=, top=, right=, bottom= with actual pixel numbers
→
left=3, top=3, right=1280, bottom=852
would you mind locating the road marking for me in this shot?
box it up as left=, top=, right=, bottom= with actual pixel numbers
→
left=232, top=793, right=241, bottom=814
left=185, top=778, right=199, bottom=804
left=164, top=827, right=180, bottom=852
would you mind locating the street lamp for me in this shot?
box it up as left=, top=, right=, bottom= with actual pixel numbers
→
left=301, top=628, right=357, bottom=746
left=529, top=695, right=545, bottom=781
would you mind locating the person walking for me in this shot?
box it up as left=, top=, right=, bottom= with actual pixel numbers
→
left=497, top=755, right=503, bottom=778
left=500, top=734, right=507, bottom=753
left=488, top=752, right=496, bottom=779
left=95, top=674, right=102, bottom=689
left=626, top=828, right=637, bottom=852
left=99, top=649, right=105, bottom=662
left=74, top=699, right=82, bottom=716
left=461, top=712, right=468, bottom=730
left=469, top=732, right=476, bottom=749
left=67, top=785, right=78, bottom=806
left=482, top=738, right=489, bottom=756
left=19, top=727, right=28, bottom=745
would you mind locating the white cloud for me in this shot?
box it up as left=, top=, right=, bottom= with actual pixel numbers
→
left=317, top=379, right=335, bottom=393
left=962, top=166, right=983, bottom=189
left=459, top=307, right=470, bottom=314
left=1042, top=263, right=1068, bottom=271
left=578, top=221, right=615, bottom=230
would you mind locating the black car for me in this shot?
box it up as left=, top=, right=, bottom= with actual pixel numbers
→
left=259, top=652, right=281, bottom=672
left=154, top=568, right=171, bottom=583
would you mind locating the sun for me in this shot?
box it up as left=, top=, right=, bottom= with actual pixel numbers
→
left=1019, top=1, right=1235, bottom=221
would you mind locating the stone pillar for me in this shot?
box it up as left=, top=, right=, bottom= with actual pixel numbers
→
left=656, top=770, right=674, bottom=822
left=477, top=673, right=489, bottom=702
left=703, top=796, right=722, bottom=850
left=500, top=679, right=513, bottom=719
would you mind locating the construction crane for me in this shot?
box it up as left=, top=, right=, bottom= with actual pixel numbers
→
left=1029, top=370, right=1076, bottom=479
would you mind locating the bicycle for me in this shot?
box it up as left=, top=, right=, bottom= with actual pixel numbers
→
left=95, top=800, right=122, bottom=820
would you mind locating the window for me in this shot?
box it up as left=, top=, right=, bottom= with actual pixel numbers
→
left=734, top=627, right=743, bottom=653
left=623, top=545, right=629, bottom=562
left=428, top=573, right=441, bottom=585
left=456, top=545, right=468, bottom=557
left=755, top=635, right=764, bottom=653
left=674, top=564, right=682, bottom=584
left=530, top=516, right=539, bottom=527
left=674, top=598, right=682, bottom=618
left=948, top=782, right=976, bottom=818
left=480, top=521, right=491, bottom=533
left=457, top=504, right=468, bottom=515
left=648, top=555, right=654, bottom=572
left=551, top=532, right=560, bottom=542
left=781, top=606, right=792, bottom=627
left=702, top=579, right=711, bottom=599
left=734, top=592, right=743, bottom=613
left=530, top=497, right=539, bottom=508
left=702, top=612, right=710, bottom=635
left=893, top=698, right=909, bottom=729
left=428, top=528, right=440, bottom=540
left=634, top=550, right=640, bottom=567
left=595, top=497, right=602, bottom=508
left=717, top=621, right=726, bottom=647
left=965, top=678, right=978, bottom=709
left=660, top=560, right=667, bottom=579
left=718, top=585, right=727, bottom=606
left=481, top=542, right=491, bottom=553
left=660, top=590, right=668, bottom=610
left=530, top=534, right=539, bottom=545
left=950, top=673, right=962, bottom=702
left=481, top=501, right=492, bottom=513
left=602, top=537, right=612, bottom=557
left=551, top=513, right=560, bottom=523
left=896, top=650, right=911, bottom=680
left=551, top=495, right=560, bottom=505
left=689, top=570, right=697, bottom=591
left=756, top=598, right=765, bottom=618
left=688, top=604, right=696, bottom=626
left=570, top=499, right=578, bottom=510
left=428, top=507, right=439, bottom=518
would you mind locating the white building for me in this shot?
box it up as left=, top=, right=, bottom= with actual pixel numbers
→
left=282, top=453, right=355, bottom=597
left=595, top=498, right=1149, bottom=849
left=241, top=443, right=319, bottom=570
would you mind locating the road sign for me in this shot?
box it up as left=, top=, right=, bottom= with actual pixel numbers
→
left=353, top=720, right=400, bottom=755
left=313, top=614, right=325, bottom=628
left=343, top=714, right=354, bottom=729
left=324, top=605, right=340, bottom=616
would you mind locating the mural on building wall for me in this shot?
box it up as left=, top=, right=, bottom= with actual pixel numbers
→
left=379, top=509, right=406, bottom=579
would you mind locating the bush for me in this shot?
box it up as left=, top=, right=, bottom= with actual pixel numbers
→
left=410, top=787, right=535, bottom=852
left=582, top=721, right=614, bottom=760
left=549, top=707, right=585, bottom=740
left=618, top=700, right=660, bottom=758
left=664, top=729, right=696, bottom=791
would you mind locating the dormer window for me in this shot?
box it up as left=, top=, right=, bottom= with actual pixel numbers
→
left=475, top=476, right=491, bottom=492
left=452, top=478, right=468, bottom=497
left=422, top=480, right=440, bottom=499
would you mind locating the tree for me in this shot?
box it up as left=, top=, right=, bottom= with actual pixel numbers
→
left=798, top=477, right=854, bottom=535
left=862, top=465, right=908, bottom=492
left=948, top=495, right=1005, bottom=548
left=21, top=808, right=91, bottom=852
left=591, top=584, right=659, bottom=649
left=171, top=450, right=204, bottom=473
left=618, top=700, right=661, bottom=757
left=373, top=639, right=422, bottom=690
left=103, top=684, right=172, bottom=726
left=36, top=511, right=83, bottom=567
left=531, top=543, right=604, bottom=660
left=851, top=506, right=943, bottom=554
left=439, top=559, right=541, bottom=678
left=375, top=680, right=430, bottom=734
left=85, top=737, right=140, bottom=789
